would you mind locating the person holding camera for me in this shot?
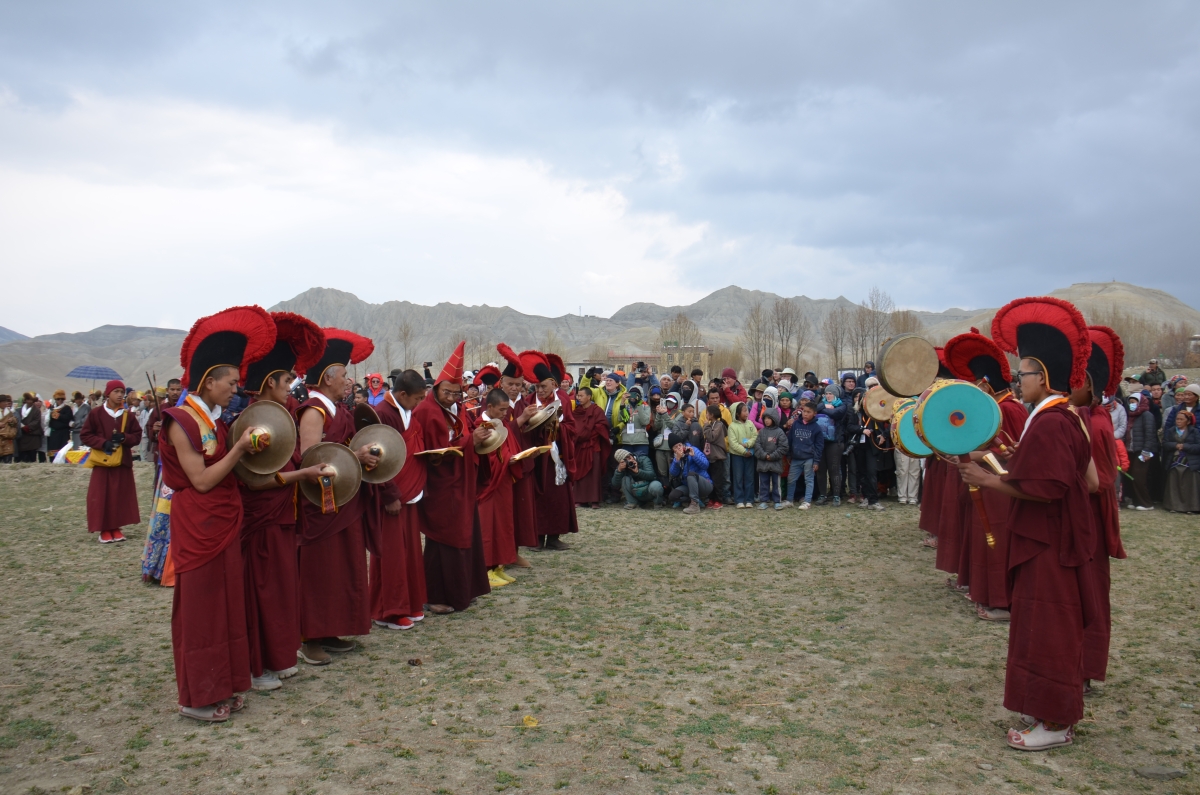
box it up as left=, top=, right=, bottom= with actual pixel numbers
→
left=615, top=385, right=652, bottom=457
left=626, top=360, right=655, bottom=394
left=667, top=430, right=713, bottom=514
left=612, top=448, right=663, bottom=509
left=652, top=392, right=684, bottom=486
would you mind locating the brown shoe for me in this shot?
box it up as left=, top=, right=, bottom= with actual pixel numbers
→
left=543, top=536, right=571, bottom=551
left=682, top=502, right=701, bottom=515
left=425, top=603, right=455, bottom=615
left=299, top=641, right=332, bottom=666
left=319, top=637, right=355, bottom=653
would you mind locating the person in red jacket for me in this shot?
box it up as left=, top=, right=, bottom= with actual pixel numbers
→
left=720, top=367, right=748, bottom=406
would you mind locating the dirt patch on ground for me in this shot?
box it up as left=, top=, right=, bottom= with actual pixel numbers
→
left=1, top=463, right=1197, bottom=794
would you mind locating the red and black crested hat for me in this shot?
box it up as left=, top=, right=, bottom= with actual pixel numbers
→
left=496, top=343, right=522, bottom=379
left=944, top=327, right=1012, bottom=388
left=305, top=328, right=375, bottom=386
left=934, top=347, right=954, bottom=379
left=546, top=353, right=566, bottom=383
left=991, top=297, right=1089, bottom=394
left=181, top=305, right=276, bottom=392
left=473, top=365, right=502, bottom=388
left=244, top=313, right=325, bottom=393
left=500, top=345, right=554, bottom=384
left=1086, top=326, right=1125, bottom=398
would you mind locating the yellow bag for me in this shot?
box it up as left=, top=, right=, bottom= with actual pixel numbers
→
left=84, top=411, right=129, bottom=469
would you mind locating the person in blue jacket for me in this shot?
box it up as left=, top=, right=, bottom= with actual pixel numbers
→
left=667, top=430, right=712, bottom=515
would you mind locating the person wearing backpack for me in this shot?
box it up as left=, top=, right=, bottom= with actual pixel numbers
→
left=784, top=401, right=825, bottom=509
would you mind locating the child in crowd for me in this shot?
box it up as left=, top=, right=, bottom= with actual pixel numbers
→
left=726, top=402, right=758, bottom=508
left=754, top=407, right=789, bottom=509
left=702, top=403, right=729, bottom=507
left=785, top=401, right=825, bottom=509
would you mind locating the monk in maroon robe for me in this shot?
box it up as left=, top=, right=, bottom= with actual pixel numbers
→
left=570, top=387, right=612, bottom=507
left=367, top=371, right=429, bottom=629
left=473, top=388, right=525, bottom=581
left=81, top=380, right=143, bottom=543
left=962, top=297, right=1100, bottom=751
left=237, top=312, right=328, bottom=689
left=498, top=355, right=537, bottom=563
left=296, top=328, right=378, bottom=665
left=146, top=378, right=184, bottom=468
left=163, top=304, right=277, bottom=722
left=414, top=342, right=493, bottom=613
left=1075, top=326, right=1127, bottom=689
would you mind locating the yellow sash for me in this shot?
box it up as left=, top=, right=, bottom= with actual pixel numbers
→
left=84, top=411, right=129, bottom=469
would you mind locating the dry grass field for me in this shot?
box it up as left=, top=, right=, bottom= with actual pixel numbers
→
left=1, top=462, right=1197, bottom=794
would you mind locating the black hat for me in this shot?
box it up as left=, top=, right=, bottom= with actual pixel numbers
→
left=304, top=329, right=374, bottom=387
left=244, top=313, right=325, bottom=393
left=667, top=431, right=687, bottom=449
left=180, top=306, right=276, bottom=392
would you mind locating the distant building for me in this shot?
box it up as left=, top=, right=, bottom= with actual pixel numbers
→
left=660, top=344, right=713, bottom=379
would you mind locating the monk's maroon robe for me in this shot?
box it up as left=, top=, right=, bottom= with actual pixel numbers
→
left=515, top=391, right=579, bottom=540
left=413, top=395, right=489, bottom=611
left=296, top=397, right=370, bottom=639
left=569, top=400, right=612, bottom=505
left=1082, top=405, right=1126, bottom=682
left=935, top=461, right=969, bottom=575
left=919, top=457, right=944, bottom=535
left=367, top=394, right=429, bottom=622
left=80, top=407, right=143, bottom=533
left=238, top=399, right=301, bottom=677
left=160, top=407, right=249, bottom=708
left=506, top=404, right=540, bottom=549
left=1004, top=403, right=1098, bottom=726
left=474, top=415, right=524, bottom=568
left=960, top=395, right=1027, bottom=608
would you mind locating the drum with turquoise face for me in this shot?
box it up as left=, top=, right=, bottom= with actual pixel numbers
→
left=912, top=380, right=1000, bottom=456
left=893, top=400, right=932, bottom=458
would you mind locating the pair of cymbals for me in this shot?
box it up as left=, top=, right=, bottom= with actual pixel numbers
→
left=297, top=424, right=407, bottom=508
left=230, top=401, right=297, bottom=475
left=474, top=418, right=508, bottom=455
left=525, top=400, right=560, bottom=431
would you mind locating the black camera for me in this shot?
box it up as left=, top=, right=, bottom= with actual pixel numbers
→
left=626, top=389, right=643, bottom=407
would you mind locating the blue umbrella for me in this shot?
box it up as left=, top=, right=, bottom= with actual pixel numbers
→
left=66, top=365, right=123, bottom=390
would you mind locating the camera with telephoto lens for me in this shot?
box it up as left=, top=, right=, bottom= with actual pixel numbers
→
left=626, top=389, right=643, bottom=407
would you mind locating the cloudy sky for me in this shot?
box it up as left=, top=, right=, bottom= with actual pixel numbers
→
left=2, top=2, right=1198, bottom=335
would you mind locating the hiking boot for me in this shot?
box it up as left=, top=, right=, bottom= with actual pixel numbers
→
left=299, top=642, right=332, bottom=666
left=682, top=503, right=701, bottom=515
left=320, top=637, right=355, bottom=653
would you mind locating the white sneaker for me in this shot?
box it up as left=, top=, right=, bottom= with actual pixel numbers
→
left=898, top=498, right=908, bottom=505
left=1134, top=505, right=1154, bottom=511
left=276, top=666, right=299, bottom=679
left=251, top=671, right=282, bottom=691
left=868, top=502, right=885, bottom=511
left=800, top=502, right=810, bottom=510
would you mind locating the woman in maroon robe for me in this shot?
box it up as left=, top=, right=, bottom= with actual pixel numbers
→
left=368, top=372, right=429, bottom=629
left=81, top=380, right=143, bottom=543
left=163, top=305, right=276, bottom=723
left=961, top=296, right=1099, bottom=751
left=414, top=343, right=493, bottom=613
left=295, top=328, right=377, bottom=664
left=237, top=312, right=327, bottom=690
left=570, top=386, right=612, bottom=508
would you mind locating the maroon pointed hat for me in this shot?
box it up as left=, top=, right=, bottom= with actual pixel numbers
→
left=435, top=342, right=465, bottom=385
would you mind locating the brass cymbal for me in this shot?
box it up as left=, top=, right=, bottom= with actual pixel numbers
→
left=474, top=418, right=508, bottom=455
left=233, top=459, right=277, bottom=489
left=298, top=442, right=362, bottom=508
left=524, top=399, right=560, bottom=431
left=230, top=400, right=297, bottom=475
left=349, top=423, right=407, bottom=484
left=353, top=402, right=380, bottom=432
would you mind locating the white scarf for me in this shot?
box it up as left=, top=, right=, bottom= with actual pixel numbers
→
left=311, top=390, right=338, bottom=417
left=1021, top=395, right=1062, bottom=441
left=21, top=404, right=33, bottom=419
left=103, top=404, right=125, bottom=419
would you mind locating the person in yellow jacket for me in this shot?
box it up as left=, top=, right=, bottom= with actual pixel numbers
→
left=726, top=402, right=758, bottom=507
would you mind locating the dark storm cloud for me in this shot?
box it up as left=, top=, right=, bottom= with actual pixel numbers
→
left=2, top=0, right=1199, bottom=310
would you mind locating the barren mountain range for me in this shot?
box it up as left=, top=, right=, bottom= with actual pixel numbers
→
left=2, top=281, right=1196, bottom=397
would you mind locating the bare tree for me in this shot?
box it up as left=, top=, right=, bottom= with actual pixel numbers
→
left=710, top=345, right=745, bottom=382
left=769, top=299, right=800, bottom=369
left=850, top=304, right=873, bottom=368
left=822, top=306, right=851, bottom=374
left=792, top=309, right=814, bottom=370
left=738, top=300, right=772, bottom=376
left=889, top=310, right=923, bottom=335
left=864, top=286, right=895, bottom=355
left=657, top=312, right=703, bottom=349
left=587, top=343, right=609, bottom=362
left=398, top=320, right=416, bottom=369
